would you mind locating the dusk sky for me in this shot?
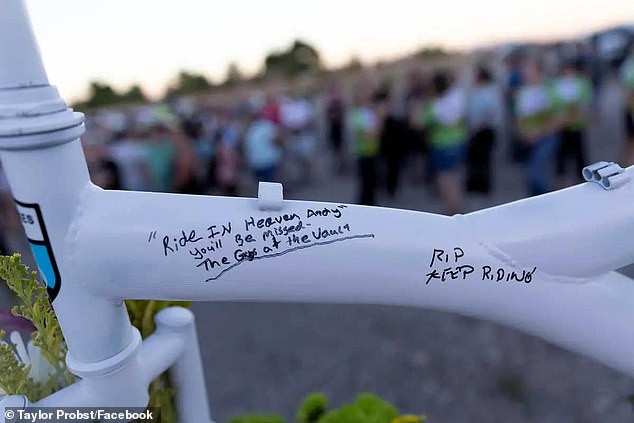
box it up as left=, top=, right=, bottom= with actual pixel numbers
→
left=24, top=0, right=634, bottom=101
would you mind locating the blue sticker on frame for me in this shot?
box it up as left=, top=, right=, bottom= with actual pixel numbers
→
left=14, top=199, right=61, bottom=301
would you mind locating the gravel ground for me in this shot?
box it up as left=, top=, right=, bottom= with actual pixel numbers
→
left=1, top=78, right=634, bottom=423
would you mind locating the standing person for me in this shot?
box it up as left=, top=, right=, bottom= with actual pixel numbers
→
left=554, top=59, right=592, bottom=184
left=325, top=84, right=347, bottom=174
left=85, top=114, right=124, bottom=191
left=412, top=70, right=467, bottom=215
left=504, top=53, right=526, bottom=163
left=145, top=124, right=174, bottom=192
left=621, top=47, right=634, bottom=166
left=515, top=61, right=562, bottom=197
left=378, top=85, right=408, bottom=199
left=280, top=95, right=317, bottom=185
left=145, top=121, right=196, bottom=194
left=587, top=35, right=603, bottom=115
left=155, top=103, right=200, bottom=194
left=107, top=127, right=151, bottom=191
left=262, top=94, right=281, bottom=125
left=244, top=101, right=282, bottom=183
left=142, top=106, right=200, bottom=195
left=348, top=85, right=382, bottom=206
left=87, top=141, right=121, bottom=191
left=143, top=106, right=178, bottom=193
left=197, top=109, right=218, bottom=193
left=466, top=65, right=501, bottom=195
left=215, top=111, right=242, bottom=196
left=404, top=69, right=430, bottom=183
left=170, top=124, right=200, bottom=195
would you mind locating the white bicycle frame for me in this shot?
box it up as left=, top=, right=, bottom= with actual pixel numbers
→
left=1, top=1, right=634, bottom=421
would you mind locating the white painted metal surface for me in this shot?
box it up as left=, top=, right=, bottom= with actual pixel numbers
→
left=65, top=177, right=634, bottom=376
left=1, top=307, right=212, bottom=423
left=0, top=0, right=632, bottom=421
left=0, top=0, right=48, bottom=89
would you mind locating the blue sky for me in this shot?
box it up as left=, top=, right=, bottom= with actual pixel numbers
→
left=24, top=0, right=634, bottom=101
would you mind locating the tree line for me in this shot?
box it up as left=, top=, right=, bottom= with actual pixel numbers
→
left=74, top=39, right=322, bottom=109
left=73, top=40, right=450, bottom=109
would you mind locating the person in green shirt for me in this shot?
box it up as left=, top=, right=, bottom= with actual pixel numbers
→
left=348, top=84, right=383, bottom=206
left=411, top=70, right=467, bottom=215
left=554, top=59, right=592, bottom=184
left=514, top=60, right=562, bottom=196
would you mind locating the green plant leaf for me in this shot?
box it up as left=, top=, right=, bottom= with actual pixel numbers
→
left=318, top=393, right=399, bottom=423
left=230, top=414, right=286, bottom=423
left=297, top=392, right=329, bottom=423
left=0, top=254, right=74, bottom=401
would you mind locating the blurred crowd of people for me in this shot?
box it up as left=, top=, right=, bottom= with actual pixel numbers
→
left=344, top=42, right=634, bottom=214
left=79, top=42, right=634, bottom=218
left=84, top=94, right=319, bottom=196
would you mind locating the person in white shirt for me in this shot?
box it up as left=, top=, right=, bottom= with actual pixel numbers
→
left=244, top=103, right=282, bottom=183
left=466, top=65, right=502, bottom=195
left=280, top=96, right=317, bottom=184
left=107, top=131, right=150, bottom=191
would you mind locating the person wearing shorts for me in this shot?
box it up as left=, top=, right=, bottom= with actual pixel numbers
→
left=466, top=65, right=501, bottom=195
left=326, top=86, right=346, bottom=173
left=280, top=96, right=316, bottom=184
left=348, top=86, right=381, bottom=206
left=412, top=70, right=467, bottom=215
left=554, top=59, right=592, bottom=184
left=515, top=61, right=562, bottom=197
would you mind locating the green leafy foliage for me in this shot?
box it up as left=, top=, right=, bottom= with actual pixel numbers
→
left=165, top=71, right=214, bottom=98
left=390, top=416, right=426, bottom=423
left=232, top=392, right=425, bottom=423
left=224, top=62, right=243, bottom=87
left=0, top=254, right=75, bottom=401
left=342, top=57, right=363, bottom=73
left=297, top=392, right=328, bottom=423
left=318, top=393, right=399, bottom=423
left=230, top=415, right=286, bottom=423
left=74, top=81, right=148, bottom=109
left=0, top=329, right=49, bottom=401
left=264, top=40, right=321, bottom=78
left=0, top=254, right=189, bottom=423
left=415, top=46, right=449, bottom=59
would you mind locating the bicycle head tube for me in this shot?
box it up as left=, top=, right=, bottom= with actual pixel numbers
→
left=0, top=0, right=135, bottom=364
